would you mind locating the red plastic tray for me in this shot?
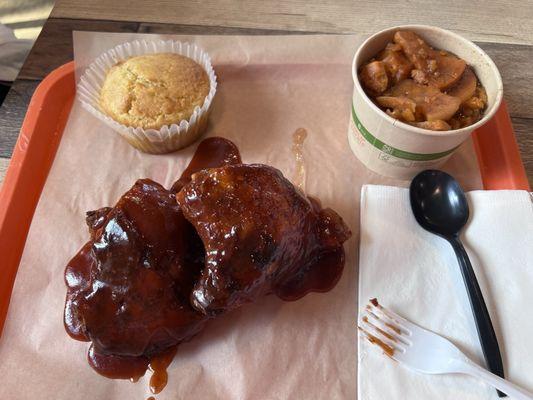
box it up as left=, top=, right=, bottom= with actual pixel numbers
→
left=0, top=61, right=530, bottom=336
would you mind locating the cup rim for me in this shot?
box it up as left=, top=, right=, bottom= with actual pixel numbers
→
left=352, top=24, right=503, bottom=138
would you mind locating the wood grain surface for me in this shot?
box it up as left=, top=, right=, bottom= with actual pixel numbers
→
left=19, top=19, right=139, bottom=80
left=510, top=117, right=533, bottom=180
left=0, top=2, right=532, bottom=186
left=0, top=158, right=8, bottom=186
left=0, top=80, right=39, bottom=158
left=51, top=0, right=533, bottom=45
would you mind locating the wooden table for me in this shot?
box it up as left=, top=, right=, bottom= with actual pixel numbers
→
left=1, top=0, right=532, bottom=185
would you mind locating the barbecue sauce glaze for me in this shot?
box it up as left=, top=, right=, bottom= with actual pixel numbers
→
left=64, top=137, right=350, bottom=391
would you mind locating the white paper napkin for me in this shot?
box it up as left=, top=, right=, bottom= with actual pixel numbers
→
left=358, top=185, right=533, bottom=399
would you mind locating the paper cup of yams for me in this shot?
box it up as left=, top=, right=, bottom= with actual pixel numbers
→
left=348, top=25, right=503, bottom=179
left=77, top=39, right=217, bottom=154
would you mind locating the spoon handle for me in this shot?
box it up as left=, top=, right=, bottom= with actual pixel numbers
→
left=448, top=236, right=506, bottom=397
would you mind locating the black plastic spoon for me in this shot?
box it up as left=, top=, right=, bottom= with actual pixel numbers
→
left=410, top=170, right=506, bottom=397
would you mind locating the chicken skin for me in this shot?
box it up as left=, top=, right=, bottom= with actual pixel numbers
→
left=64, top=179, right=207, bottom=378
left=64, top=137, right=241, bottom=379
left=177, top=164, right=351, bottom=316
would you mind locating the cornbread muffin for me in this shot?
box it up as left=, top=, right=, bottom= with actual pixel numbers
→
left=99, top=53, right=210, bottom=130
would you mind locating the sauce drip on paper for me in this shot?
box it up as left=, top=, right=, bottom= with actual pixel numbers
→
left=149, top=347, right=178, bottom=394
left=291, top=128, right=308, bottom=192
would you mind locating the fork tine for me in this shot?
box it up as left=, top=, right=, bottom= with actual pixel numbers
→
left=358, top=325, right=397, bottom=359
left=365, top=303, right=405, bottom=334
left=367, top=299, right=412, bottom=335
left=359, top=314, right=406, bottom=355
left=364, top=308, right=411, bottom=346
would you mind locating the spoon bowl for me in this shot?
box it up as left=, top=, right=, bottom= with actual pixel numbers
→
left=410, top=170, right=469, bottom=237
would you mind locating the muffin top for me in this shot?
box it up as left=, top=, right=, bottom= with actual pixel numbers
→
left=99, top=53, right=210, bottom=130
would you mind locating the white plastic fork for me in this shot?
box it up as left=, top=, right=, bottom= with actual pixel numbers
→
left=359, top=299, right=533, bottom=399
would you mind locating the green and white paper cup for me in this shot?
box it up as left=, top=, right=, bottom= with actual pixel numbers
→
left=348, top=25, right=503, bottom=179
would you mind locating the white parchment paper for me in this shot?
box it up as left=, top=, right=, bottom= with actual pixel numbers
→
left=0, top=32, right=482, bottom=399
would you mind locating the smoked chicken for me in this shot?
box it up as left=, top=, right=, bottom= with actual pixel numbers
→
left=64, top=137, right=351, bottom=386
left=64, top=179, right=207, bottom=379
left=177, top=164, right=351, bottom=315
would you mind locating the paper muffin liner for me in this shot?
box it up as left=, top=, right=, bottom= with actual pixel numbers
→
left=77, top=39, right=217, bottom=154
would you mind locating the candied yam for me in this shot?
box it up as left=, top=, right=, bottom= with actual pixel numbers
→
left=376, top=96, right=417, bottom=122
left=463, top=95, right=485, bottom=110
left=360, top=30, right=486, bottom=130
left=427, top=51, right=466, bottom=89
left=376, top=95, right=416, bottom=110
left=389, top=79, right=440, bottom=104
left=448, top=117, right=462, bottom=130
left=394, top=30, right=466, bottom=90
left=386, top=109, right=402, bottom=119
left=378, top=46, right=413, bottom=84
left=401, top=108, right=416, bottom=122
left=427, top=59, right=438, bottom=73
left=451, top=109, right=483, bottom=128
left=477, top=86, right=488, bottom=104
left=474, top=86, right=489, bottom=109
left=384, top=42, right=402, bottom=52
left=411, top=69, right=428, bottom=85
left=462, top=86, right=487, bottom=112
left=393, top=30, right=432, bottom=70
left=447, top=67, right=477, bottom=103
left=359, top=61, right=389, bottom=94
left=410, top=120, right=452, bottom=131
left=419, top=93, right=461, bottom=121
